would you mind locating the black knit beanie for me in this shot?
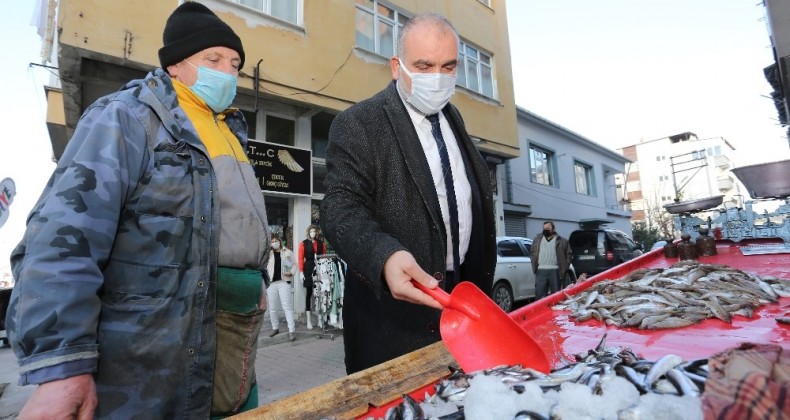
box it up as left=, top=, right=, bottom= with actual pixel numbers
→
left=158, top=2, right=245, bottom=70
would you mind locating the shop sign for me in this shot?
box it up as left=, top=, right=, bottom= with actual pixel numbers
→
left=0, top=177, right=16, bottom=229
left=246, top=140, right=312, bottom=197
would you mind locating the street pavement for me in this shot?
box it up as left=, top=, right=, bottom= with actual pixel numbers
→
left=0, top=312, right=346, bottom=418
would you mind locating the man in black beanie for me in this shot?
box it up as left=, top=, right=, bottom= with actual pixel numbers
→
left=159, top=1, right=245, bottom=70
left=8, top=2, right=270, bottom=418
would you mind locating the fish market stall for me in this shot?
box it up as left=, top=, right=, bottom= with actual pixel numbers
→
left=369, top=239, right=790, bottom=419
left=232, top=236, right=789, bottom=419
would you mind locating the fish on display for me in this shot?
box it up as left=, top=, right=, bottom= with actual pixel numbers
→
left=377, top=334, right=708, bottom=420
left=551, top=261, right=790, bottom=329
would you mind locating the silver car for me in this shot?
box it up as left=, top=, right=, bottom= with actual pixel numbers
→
left=492, top=236, right=577, bottom=312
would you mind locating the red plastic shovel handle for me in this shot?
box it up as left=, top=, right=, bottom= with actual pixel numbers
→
left=411, top=280, right=480, bottom=320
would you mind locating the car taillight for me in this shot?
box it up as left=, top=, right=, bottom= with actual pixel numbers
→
left=606, top=251, right=614, bottom=261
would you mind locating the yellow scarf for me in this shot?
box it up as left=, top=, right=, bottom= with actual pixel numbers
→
left=172, top=79, right=248, bottom=162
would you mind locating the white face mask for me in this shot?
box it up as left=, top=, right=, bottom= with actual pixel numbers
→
left=397, top=59, right=457, bottom=115
left=309, top=230, right=316, bottom=239
left=271, top=241, right=281, bottom=250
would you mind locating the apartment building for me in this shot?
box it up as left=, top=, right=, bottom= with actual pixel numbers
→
left=619, top=132, right=740, bottom=227
left=500, top=107, right=632, bottom=239
left=37, top=0, right=518, bottom=243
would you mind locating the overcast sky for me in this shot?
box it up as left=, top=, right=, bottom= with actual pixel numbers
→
left=506, top=0, right=790, bottom=163
left=2, top=1, right=790, bottom=275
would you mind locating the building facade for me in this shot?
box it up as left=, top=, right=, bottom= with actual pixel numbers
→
left=500, top=107, right=632, bottom=240
left=36, top=0, right=518, bottom=310
left=619, top=132, right=740, bottom=229
left=763, top=0, right=790, bottom=144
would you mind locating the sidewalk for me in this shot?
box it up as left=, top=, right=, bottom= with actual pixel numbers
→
left=0, top=311, right=346, bottom=418
left=255, top=312, right=346, bottom=404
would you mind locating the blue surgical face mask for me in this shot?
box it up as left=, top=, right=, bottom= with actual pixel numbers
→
left=186, top=61, right=237, bottom=113
left=397, top=59, right=457, bottom=115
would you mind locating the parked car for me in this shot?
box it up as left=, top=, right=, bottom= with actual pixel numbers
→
left=492, top=236, right=577, bottom=312
left=568, top=229, right=643, bottom=276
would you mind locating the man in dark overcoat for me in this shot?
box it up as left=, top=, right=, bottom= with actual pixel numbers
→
left=321, top=13, right=497, bottom=374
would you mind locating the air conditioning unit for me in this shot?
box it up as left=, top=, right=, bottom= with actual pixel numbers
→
left=717, top=177, right=734, bottom=191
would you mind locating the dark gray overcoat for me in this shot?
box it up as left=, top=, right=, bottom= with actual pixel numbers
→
left=320, top=81, right=497, bottom=374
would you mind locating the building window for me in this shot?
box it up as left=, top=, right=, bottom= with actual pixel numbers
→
left=355, top=0, right=409, bottom=57
left=529, top=145, right=555, bottom=186
left=229, top=0, right=301, bottom=24
left=457, top=41, right=495, bottom=99
left=266, top=114, right=295, bottom=146
left=497, top=239, right=525, bottom=257
left=574, top=161, right=594, bottom=195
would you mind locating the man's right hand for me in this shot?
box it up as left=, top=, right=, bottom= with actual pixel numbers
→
left=19, top=374, right=97, bottom=420
left=383, top=250, right=442, bottom=310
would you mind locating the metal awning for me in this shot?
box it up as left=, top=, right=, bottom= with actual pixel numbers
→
left=577, top=218, right=614, bottom=229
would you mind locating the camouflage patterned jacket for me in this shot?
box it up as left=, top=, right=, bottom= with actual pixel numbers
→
left=8, top=68, right=246, bottom=418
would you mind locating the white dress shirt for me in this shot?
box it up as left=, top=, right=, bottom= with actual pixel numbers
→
left=401, top=100, right=473, bottom=271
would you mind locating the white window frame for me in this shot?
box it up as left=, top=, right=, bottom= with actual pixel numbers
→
left=222, top=0, right=303, bottom=26
left=458, top=40, right=496, bottom=99
left=529, top=145, right=556, bottom=187
left=354, top=0, right=409, bottom=57
left=574, top=161, right=594, bottom=196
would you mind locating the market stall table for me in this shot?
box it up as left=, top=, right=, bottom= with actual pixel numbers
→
left=233, top=238, right=790, bottom=419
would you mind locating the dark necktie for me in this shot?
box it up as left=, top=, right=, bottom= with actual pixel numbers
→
left=427, top=113, right=460, bottom=289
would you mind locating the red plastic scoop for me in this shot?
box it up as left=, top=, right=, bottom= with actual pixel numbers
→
left=412, top=280, right=551, bottom=373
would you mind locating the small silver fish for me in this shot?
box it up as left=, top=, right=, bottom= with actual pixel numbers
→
left=643, top=354, right=684, bottom=390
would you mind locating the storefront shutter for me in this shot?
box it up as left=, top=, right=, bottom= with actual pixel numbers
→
left=504, top=214, right=527, bottom=237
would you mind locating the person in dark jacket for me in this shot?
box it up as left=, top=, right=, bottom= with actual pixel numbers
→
left=530, top=221, right=573, bottom=298
left=320, top=13, right=497, bottom=374
left=7, top=2, right=270, bottom=418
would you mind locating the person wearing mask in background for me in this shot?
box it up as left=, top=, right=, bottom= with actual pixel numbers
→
left=6, top=2, right=270, bottom=418
left=297, top=225, right=326, bottom=330
left=320, top=13, right=497, bottom=374
left=266, top=233, right=298, bottom=341
left=530, top=221, right=573, bottom=299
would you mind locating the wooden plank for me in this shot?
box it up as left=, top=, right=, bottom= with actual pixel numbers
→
left=231, top=341, right=457, bottom=420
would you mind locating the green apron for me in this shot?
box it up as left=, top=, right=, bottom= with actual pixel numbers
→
left=211, top=267, right=264, bottom=417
